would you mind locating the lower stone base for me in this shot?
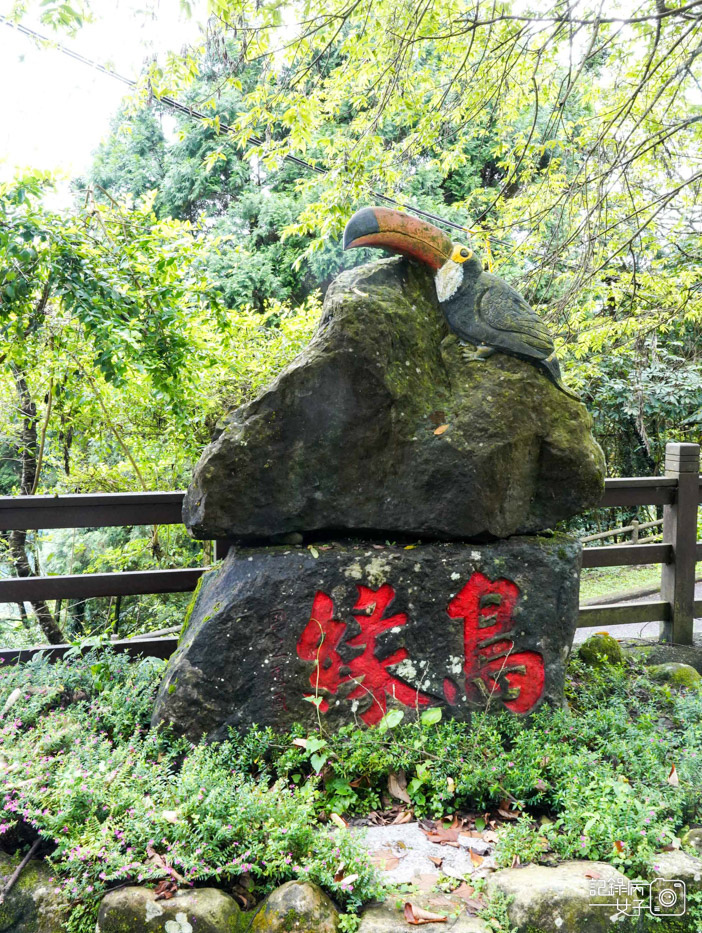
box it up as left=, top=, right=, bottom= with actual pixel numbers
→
left=152, top=536, right=581, bottom=740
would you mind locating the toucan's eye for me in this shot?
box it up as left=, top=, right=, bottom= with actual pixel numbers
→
left=452, top=245, right=473, bottom=264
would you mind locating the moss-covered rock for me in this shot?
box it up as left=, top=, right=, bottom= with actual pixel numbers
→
left=649, top=850, right=702, bottom=894
left=682, top=828, right=702, bottom=856
left=487, top=860, right=638, bottom=933
left=578, top=633, right=624, bottom=667
left=249, top=881, right=338, bottom=932
left=0, top=852, right=67, bottom=933
left=648, top=662, right=701, bottom=689
left=97, top=885, right=244, bottom=933
left=184, top=257, right=604, bottom=543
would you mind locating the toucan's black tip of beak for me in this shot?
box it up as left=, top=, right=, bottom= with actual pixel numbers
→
left=343, top=207, right=379, bottom=250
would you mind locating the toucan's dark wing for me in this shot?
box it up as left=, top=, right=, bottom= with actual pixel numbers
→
left=476, top=273, right=554, bottom=360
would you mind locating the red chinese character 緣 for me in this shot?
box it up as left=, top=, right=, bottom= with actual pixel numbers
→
left=296, top=583, right=431, bottom=725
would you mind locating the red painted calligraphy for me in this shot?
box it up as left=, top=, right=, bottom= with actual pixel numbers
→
left=296, top=584, right=431, bottom=725
left=447, top=572, right=545, bottom=714
left=296, top=592, right=347, bottom=714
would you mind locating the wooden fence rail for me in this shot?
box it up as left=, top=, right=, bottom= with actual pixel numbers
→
left=1, top=441, right=700, bottom=662
left=580, top=518, right=663, bottom=545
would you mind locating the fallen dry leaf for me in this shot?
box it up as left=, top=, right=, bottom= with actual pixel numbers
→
left=369, top=848, right=403, bottom=871
left=392, top=809, right=413, bottom=824
left=483, top=831, right=498, bottom=843
left=153, top=878, right=178, bottom=900
left=433, top=424, right=449, bottom=435
left=584, top=871, right=602, bottom=879
left=667, top=764, right=680, bottom=787
left=146, top=845, right=184, bottom=884
left=329, top=813, right=349, bottom=830
left=420, top=815, right=465, bottom=846
left=451, top=882, right=475, bottom=900
left=613, top=840, right=625, bottom=854
left=388, top=771, right=412, bottom=805
left=403, top=902, right=448, bottom=924
left=428, top=856, right=444, bottom=868
left=1, top=688, right=21, bottom=715
left=469, top=850, right=484, bottom=867
left=232, top=885, right=257, bottom=910
left=416, top=873, right=440, bottom=892
left=452, top=884, right=487, bottom=914
left=497, top=808, right=520, bottom=821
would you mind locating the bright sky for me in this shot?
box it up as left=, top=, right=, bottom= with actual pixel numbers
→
left=0, top=1, right=204, bottom=188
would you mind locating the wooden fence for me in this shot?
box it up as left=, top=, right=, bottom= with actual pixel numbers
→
left=1, top=441, right=700, bottom=663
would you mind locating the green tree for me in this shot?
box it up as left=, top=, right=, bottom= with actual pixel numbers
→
left=0, top=171, right=321, bottom=644
left=0, top=173, right=216, bottom=641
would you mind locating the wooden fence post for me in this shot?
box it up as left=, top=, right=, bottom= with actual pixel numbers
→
left=660, top=442, right=700, bottom=645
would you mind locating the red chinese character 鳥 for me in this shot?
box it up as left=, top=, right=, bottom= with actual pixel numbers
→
left=446, top=572, right=545, bottom=714
left=296, top=583, right=431, bottom=725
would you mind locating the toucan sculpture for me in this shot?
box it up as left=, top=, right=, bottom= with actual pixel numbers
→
left=343, top=206, right=576, bottom=398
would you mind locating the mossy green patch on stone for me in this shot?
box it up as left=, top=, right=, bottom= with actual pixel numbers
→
left=97, top=886, right=244, bottom=933
left=648, top=662, right=701, bottom=689
left=0, top=853, right=67, bottom=933
left=578, top=633, right=624, bottom=667
left=249, top=881, right=338, bottom=933
left=179, top=574, right=207, bottom=644
left=682, top=828, right=702, bottom=855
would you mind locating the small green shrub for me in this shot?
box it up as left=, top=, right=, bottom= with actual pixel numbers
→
left=495, top=817, right=548, bottom=869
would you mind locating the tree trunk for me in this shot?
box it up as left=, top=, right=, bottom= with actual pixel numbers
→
left=9, top=366, right=64, bottom=645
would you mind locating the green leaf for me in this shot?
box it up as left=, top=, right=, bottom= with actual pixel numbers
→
left=377, top=709, right=404, bottom=733
left=310, top=752, right=328, bottom=772
left=420, top=707, right=442, bottom=726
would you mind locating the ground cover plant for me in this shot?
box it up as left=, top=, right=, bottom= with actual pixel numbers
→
left=0, top=648, right=700, bottom=932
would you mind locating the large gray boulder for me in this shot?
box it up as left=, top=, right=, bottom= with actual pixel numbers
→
left=184, top=257, right=604, bottom=542
left=152, top=535, right=580, bottom=738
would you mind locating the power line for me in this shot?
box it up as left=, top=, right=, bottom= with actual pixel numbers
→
left=0, top=13, right=494, bottom=242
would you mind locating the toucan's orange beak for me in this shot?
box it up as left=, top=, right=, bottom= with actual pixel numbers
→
left=343, top=207, right=454, bottom=270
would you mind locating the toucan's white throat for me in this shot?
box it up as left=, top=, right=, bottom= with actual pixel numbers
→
left=435, top=259, right=464, bottom=303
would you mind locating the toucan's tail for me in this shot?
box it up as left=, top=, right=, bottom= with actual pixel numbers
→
left=542, top=353, right=581, bottom=400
